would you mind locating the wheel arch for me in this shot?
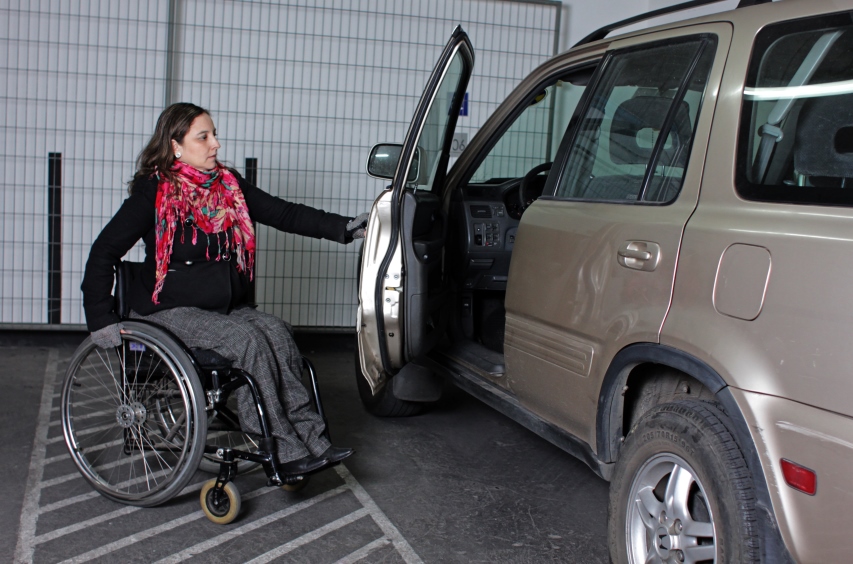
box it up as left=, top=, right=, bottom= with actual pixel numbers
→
left=596, top=343, right=727, bottom=464
left=595, top=342, right=795, bottom=563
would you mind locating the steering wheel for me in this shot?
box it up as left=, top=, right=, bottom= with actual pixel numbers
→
left=518, top=162, right=553, bottom=211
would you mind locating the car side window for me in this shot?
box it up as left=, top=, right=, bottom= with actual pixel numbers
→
left=469, top=69, right=593, bottom=184
left=554, top=36, right=716, bottom=203
left=414, top=54, right=468, bottom=191
left=736, top=14, right=853, bottom=206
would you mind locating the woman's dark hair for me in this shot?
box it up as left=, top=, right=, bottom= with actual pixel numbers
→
left=129, top=102, right=210, bottom=194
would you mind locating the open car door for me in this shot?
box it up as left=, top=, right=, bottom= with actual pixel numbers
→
left=357, top=27, right=474, bottom=404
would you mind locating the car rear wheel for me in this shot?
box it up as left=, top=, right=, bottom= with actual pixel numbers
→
left=608, top=400, right=760, bottom=563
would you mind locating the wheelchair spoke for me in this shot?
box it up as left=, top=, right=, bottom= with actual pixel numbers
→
left=77, top=349, right=125, bottom=406
left=73, top=428, right=123, bottom=469
left=109, top=347, right=134, bottom=406
left=62, top=322, right=207, bottom=505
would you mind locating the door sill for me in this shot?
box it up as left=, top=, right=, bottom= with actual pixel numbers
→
left=433, top=340, right=505, bottom=379
left=427, top=342, right=612, bottom=481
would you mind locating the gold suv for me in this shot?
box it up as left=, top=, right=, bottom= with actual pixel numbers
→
left=356, top=1, right=853, bottom=561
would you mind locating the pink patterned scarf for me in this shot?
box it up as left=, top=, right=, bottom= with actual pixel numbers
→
left=152, top=161, right=255, bottom=304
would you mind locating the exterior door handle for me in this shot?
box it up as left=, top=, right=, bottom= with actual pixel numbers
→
left=618, top=241, right=661, bottom=271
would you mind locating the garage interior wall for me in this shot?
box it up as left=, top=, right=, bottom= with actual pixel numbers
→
left=1, top=0, right=561, bottom=329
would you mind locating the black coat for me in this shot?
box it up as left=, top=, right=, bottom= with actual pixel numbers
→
left=82, top=172, right=352, bottom=332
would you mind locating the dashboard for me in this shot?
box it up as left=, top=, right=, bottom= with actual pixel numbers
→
left=449, top=175, right=547, bottom=291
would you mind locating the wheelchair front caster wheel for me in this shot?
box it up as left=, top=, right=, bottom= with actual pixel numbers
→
left=281, top=476, right=310, bottom=492
left=200, top=479, right=241, bottom=524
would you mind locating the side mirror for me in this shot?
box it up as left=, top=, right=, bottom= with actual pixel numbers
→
left=366, top=143, right=420, bottom=183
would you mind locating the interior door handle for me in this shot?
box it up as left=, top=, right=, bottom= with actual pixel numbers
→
left=618, top=241, right=661, bottom=271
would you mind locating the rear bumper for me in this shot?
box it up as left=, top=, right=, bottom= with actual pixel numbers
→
left=731, top=388, right=853, bottom=562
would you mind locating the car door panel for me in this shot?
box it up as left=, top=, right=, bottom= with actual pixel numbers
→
left=401, top=189, right=446, bottom=359
left=357, top=28, right=474, bottom=392
left=504, top=24, right=732, bottom=446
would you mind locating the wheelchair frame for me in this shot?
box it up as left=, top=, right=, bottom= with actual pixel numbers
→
left=61, top=261, right=330, bottom=523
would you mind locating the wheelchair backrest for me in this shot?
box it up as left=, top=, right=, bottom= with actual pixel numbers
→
left=114, top=261, right=143, bottom=320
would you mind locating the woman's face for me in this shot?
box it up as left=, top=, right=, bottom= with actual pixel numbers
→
left=172, top=113, right=221, bottom=171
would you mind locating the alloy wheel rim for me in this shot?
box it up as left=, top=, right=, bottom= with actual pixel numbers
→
left=625, top=453, right=717, bottom=564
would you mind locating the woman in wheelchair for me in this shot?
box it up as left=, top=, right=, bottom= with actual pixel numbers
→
left=73, top=103, right=366, bottom=511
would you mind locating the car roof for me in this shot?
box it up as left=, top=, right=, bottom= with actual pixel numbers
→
left=568, top=0, right=849, bottom=53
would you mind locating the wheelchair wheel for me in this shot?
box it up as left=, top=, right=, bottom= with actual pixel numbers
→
left=199, top=392, right=261, bottom=475
left=61, top=321, right=208, bottom=507
left=200, top=479, right=241, bottom=525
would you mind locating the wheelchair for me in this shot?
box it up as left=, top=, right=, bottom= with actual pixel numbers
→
left=60, top=262, right=330, bottom=524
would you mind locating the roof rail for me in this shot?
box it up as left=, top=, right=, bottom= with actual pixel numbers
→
left=573, top=0, right=772, bottom=47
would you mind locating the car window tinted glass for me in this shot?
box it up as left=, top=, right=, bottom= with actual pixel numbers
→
left=555, top=36, right=716, bottom=203
left=736, top=14, right=853, bottom=206
left=469, top=71, right=591, bottom=184
left=411, top=53, right=466, bottom=191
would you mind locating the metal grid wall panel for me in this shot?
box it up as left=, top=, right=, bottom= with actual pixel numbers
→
left=1, top=0, right=559, bottom=328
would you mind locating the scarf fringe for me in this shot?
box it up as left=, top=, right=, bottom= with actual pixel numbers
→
left=152, top=162, right=255, bottom=304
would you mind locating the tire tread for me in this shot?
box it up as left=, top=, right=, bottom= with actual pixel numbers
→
left=609, top=399, right=760, bottom=563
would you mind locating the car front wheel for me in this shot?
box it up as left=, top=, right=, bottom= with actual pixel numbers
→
left=608, top=400, right=760, bottom=563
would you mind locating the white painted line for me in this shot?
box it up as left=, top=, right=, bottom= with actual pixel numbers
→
left=243, top=508, right=370, bottom=564
left=49, top=408, right=112, bottom=426
left=24, top=354, right=423, bottom=564
left=47, top=422, right=114, bottom=444
left=36, top=505, right=142, bottom=545
left=50, top=395, right=108, bottom=413
left=41, top=454, right=174, bottom=490
left=14, top=349, right=60, bottom=564
left=335, top=465, right=424, bottom=564
left=58, top=483, right=326, bottom=564
left=151, top=485, right=351, bottom=564
left=37, top=480, right=205, bottom=547
left=39, top=490, right=101, bottom=514
left=39, top=473, right=207, bottom=515
left=39, top=471, right=86, bottom=489
left=43, top=437, right=126, bottom=466
left=334, top=537, right=393, bottom=564
left=43, top=451, right=71, bottom=465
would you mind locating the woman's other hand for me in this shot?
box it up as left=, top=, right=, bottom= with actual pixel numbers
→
left=346, top=213, right=369, bottom=240
left=91, top=323, right=123, bottom=349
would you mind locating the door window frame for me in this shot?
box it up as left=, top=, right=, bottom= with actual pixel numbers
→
left=542, top=34, right=719, bottom=206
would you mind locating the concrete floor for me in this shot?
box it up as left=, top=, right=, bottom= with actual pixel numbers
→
left=1, top=332, right=609, bottom=563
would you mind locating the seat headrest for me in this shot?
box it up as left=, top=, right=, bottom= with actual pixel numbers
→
left=609, top=96, right=692, bottom=167
left=794, top=93, right=853, bottom=178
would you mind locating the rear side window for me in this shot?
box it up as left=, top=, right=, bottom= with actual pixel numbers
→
left=737, top=13, right=853, bottom=206
left=554, top=35, right=716, bottom=203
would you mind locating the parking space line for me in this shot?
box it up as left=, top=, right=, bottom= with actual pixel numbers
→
left=46, top=422, right=114, bottom=444
left=151, top=485, right=352, bottom=563
left=38, top=490, right=102, bottom=514
left=14, top=348, right=59, bottom=564
left=334, top=537, right=393, bottom=563
left=18, top=352, right=425, bottom=564
left=50, top=395, right=105, bottom=413
left=335, top=466, right=424, bottom=564
left=40, top=451, right=167, bottom=489
left=49, top=408, right=112, bottom=426
left=43, top=438, right=124, bottom=465
left=56, top=483, right=285, bottom=564
left=35, top=505, right=142, bottom=546
left=243, top=508, right=371, bottom=564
